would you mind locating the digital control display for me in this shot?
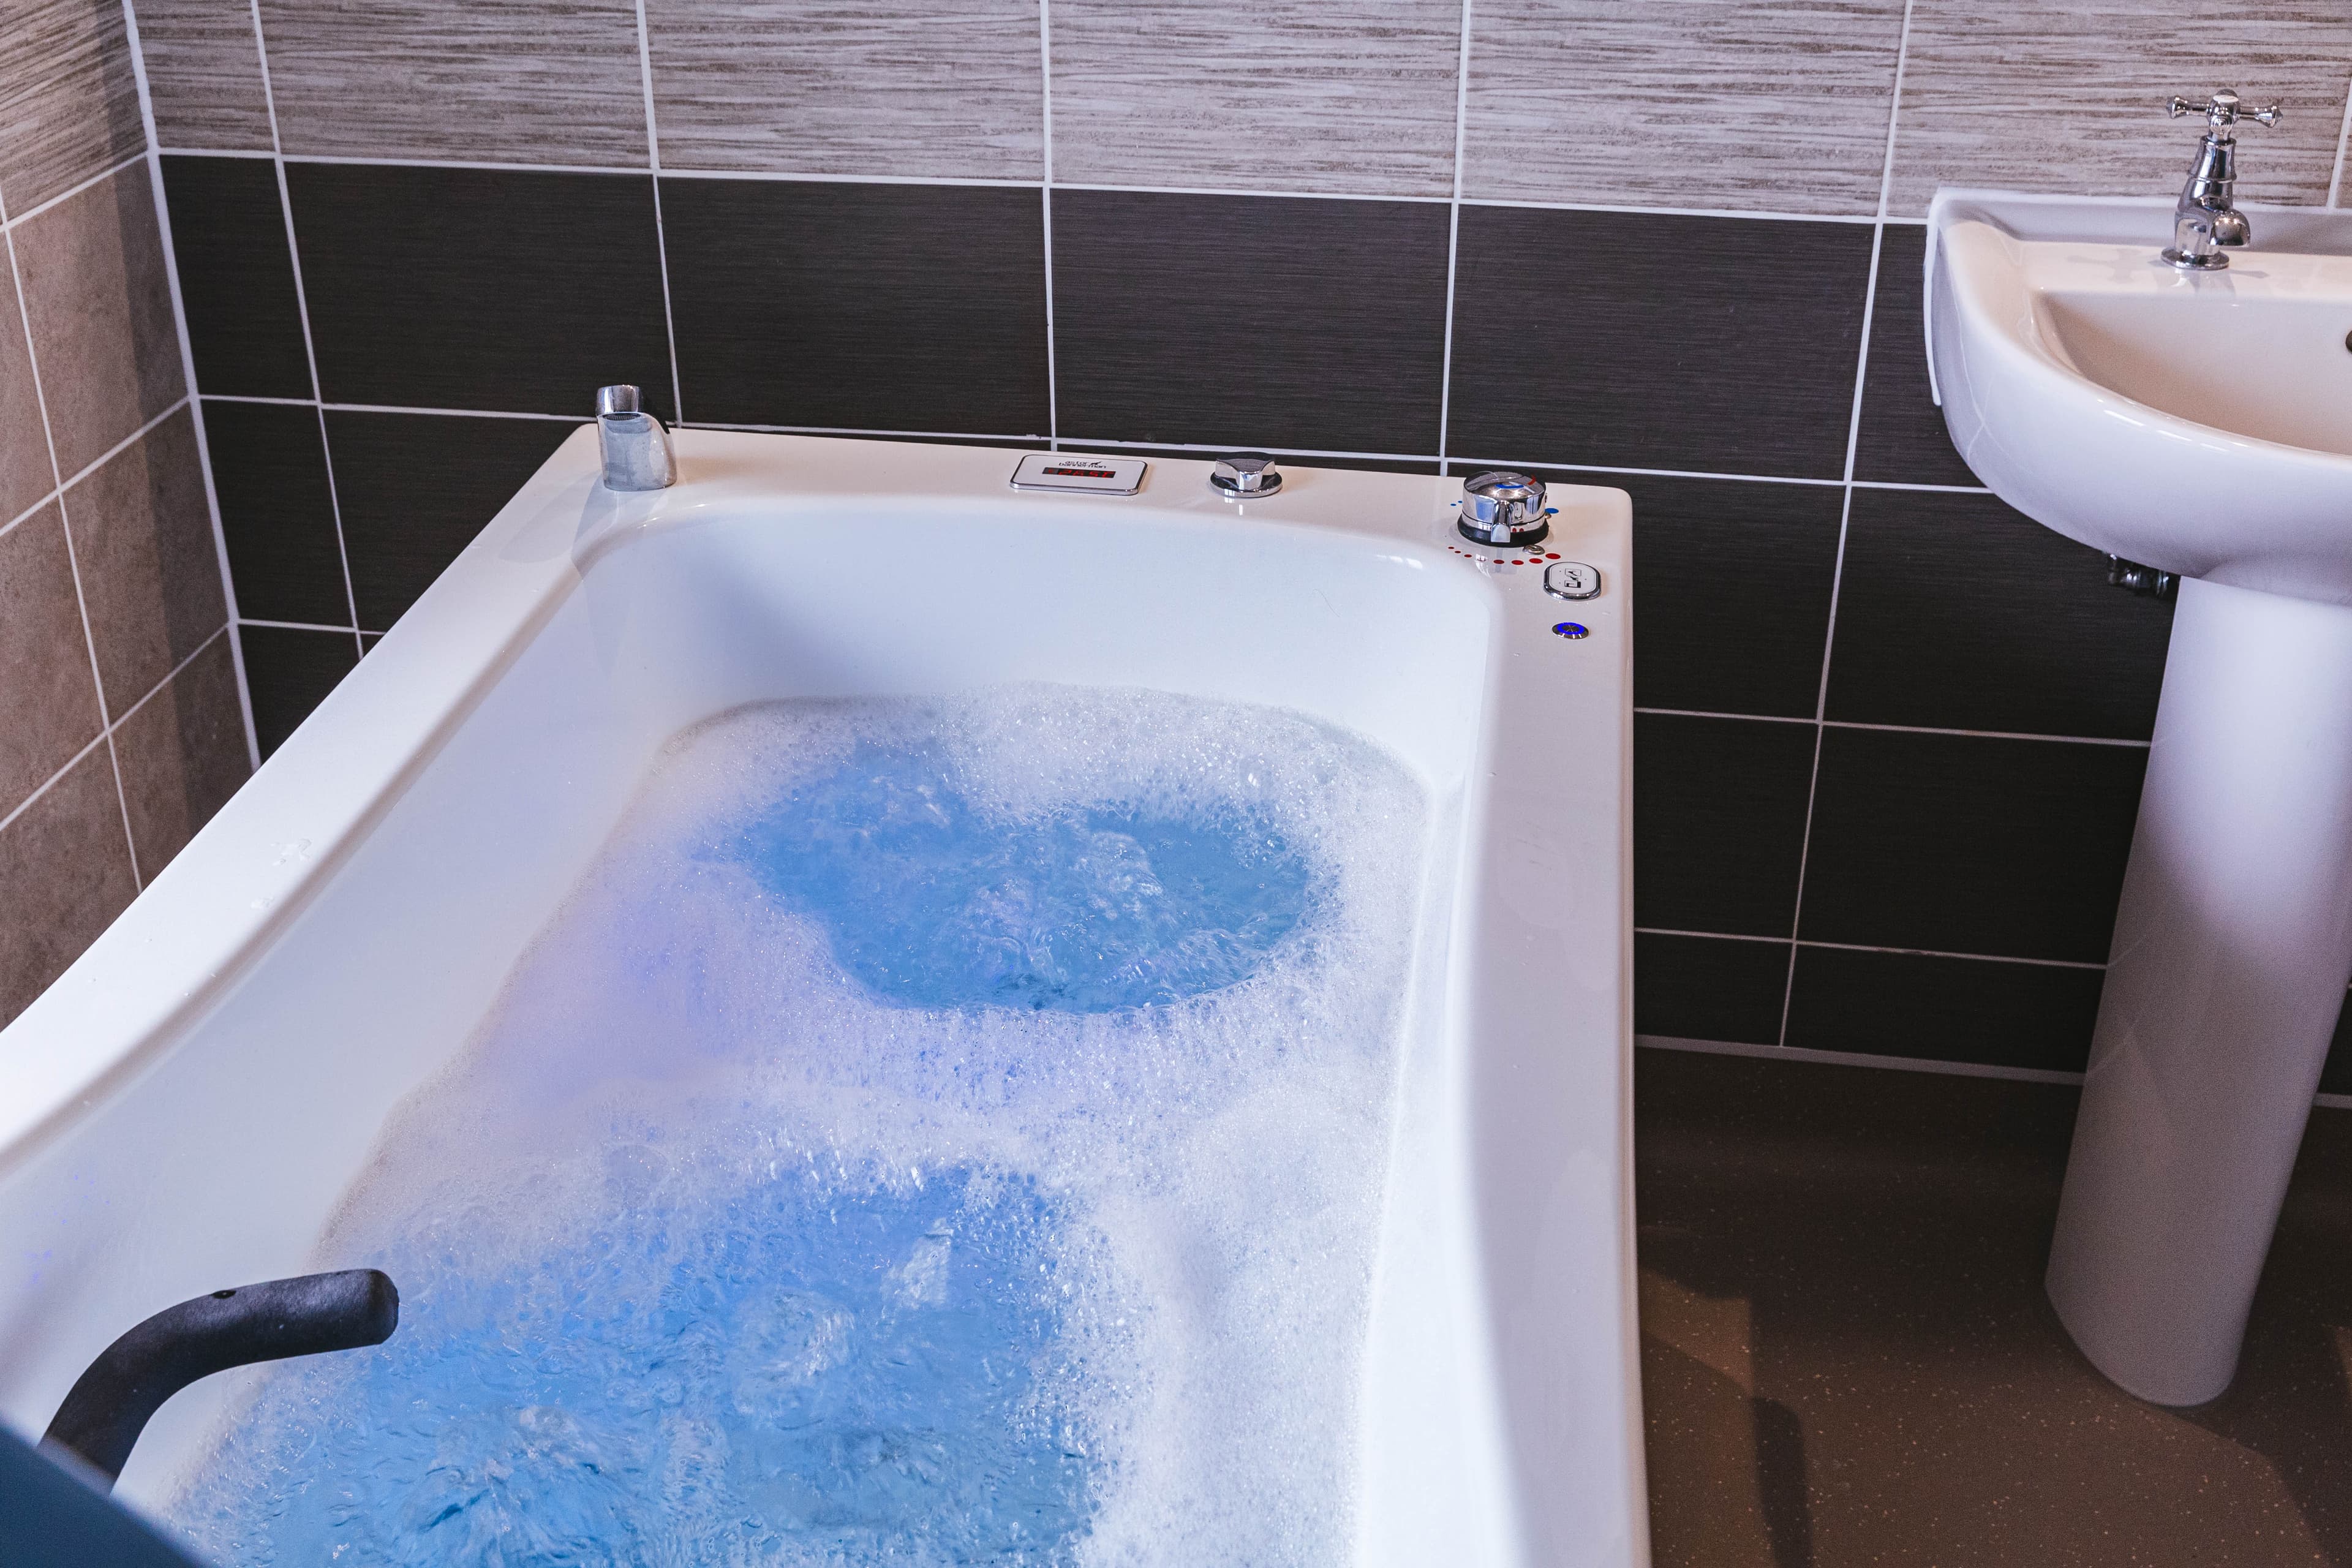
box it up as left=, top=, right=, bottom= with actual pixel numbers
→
left=1042, top=466, right=1117, bottom=478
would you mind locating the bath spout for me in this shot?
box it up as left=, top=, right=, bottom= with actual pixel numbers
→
left=41, top=1270, right=399, bottom=1487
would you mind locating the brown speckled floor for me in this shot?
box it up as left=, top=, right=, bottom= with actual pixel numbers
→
left=1636, top=1047, right=2352, bottom=1567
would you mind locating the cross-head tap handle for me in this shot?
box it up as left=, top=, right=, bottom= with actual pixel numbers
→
left=2168, top=89, right=2282, bottom=132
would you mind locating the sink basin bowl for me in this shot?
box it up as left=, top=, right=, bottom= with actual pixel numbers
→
left=1929, top=192, right=2352, bottom=603
left=1931, top=192, right=2352, bottom=1409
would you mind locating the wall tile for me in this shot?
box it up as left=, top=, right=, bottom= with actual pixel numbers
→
left=646, top=0, right=1039, bottom=179
left=62, top=407, right=226, bottom=711
left=326, top=410, right=574, bottom=630
left=161, top=155, right=311, bottom=399
left=1053, top=189, right=1450, bottom=453
left=0, top=505, right=105, bottom=810
left=0, top=248, right=53, bottom=523
left=1784, top=946, right=2106, bottom=1073
left=13, top=165, right=186, bottom=477
left=0, top=0, right=146, bottom=216
left=0, top=746, right=138, bottom=1026
left=1050, top=0, right=1461, bottom=198
left=113, top=631, right=248, bottom=881
left=289, top=164, right=670, bottom=418
left=1464, top=0, right=1904, bottom=215
left=1635, top=932, right=1792, bottom=1046
left=1578, top=472, right=1840, bottom=719
left=1852, top=224, right=1977, bottom=487
left=1800, top=728, right=2144, bottom=963
left=130, top=0, right=274, bottom=151
left=664, top=178, right=1050, bottom=434
left=1450, top=207, right=1872, bottom=478
left=1634, top=712, right=1817, bottom=938
left=1887, top=1, right=2352, bottom=216
left=1825, top=488, right=2173, bottom=740
left=238, top=623, right=356, bottom=757
left=255, top=0, right=649, bottom=166
left=203, top=398, right=348, bottom=627
left=2323, top=999, right=2352, bottom=1097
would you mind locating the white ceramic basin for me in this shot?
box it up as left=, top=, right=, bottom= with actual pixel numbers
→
left=1929, top=192, right=2352, bottom=603
left=1931, top=192, right=2352, bottom=1409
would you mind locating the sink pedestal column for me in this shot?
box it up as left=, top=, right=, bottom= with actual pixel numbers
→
left=2049, top=576, right=2352, bottom=1406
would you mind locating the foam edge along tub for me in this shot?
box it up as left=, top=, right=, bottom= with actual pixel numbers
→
left=0, top=432, right=1642, bottom=1566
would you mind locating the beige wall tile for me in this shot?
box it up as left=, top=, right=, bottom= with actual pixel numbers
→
left=256, top=0, right=650, bottom=166
left=64, top=407, right=225, bottom=713
left=0, top=745, right=137, bottom=1025
left=0, top=249, right=55, bottom=524
left=1050, top=0, right=1461, bottom=197
left=132, top=0, right=276, bottom=152
left=13, top=165, right=185, bottom=478
left=1888, top=0, right=2352, bottom=216
left=647, top=0, right=1042, bottom=179
left=0, top=505, right=105, bottom=812
left=1464, top=0, right=1905, bottom=214
left=114, top=631, right=248, bottom=883
left=0, top=0, right=147, bottom=216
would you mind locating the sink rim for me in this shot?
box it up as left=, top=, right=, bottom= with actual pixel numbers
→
left=1926, top=189, right=2352, bottom=605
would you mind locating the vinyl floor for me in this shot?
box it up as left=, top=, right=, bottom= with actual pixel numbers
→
left=1636, top=1047, right=2352, bottom=1566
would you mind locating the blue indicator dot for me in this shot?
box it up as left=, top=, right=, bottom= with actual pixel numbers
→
left=1553, top=622, right=1589, bottom=639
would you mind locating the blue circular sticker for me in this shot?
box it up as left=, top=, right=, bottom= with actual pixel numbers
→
left=1553, top=622, right=1589, bottom=639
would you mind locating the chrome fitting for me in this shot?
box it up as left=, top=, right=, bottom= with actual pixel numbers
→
left=1210, top=452, right=1282, bottom=499
left=1459, top=470, right=1550, bottom=548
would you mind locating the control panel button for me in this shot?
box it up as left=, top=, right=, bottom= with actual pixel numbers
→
left=1544, top=560, right=1600, bottom=600
left=1009, top=453, right=1148, bottom=495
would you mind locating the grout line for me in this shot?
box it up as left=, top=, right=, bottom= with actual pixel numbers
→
left=1461, top=455, right=1843, bottom=488
left=1434, top=0, right=1474, bottom=478
left=2332, top=76, right=2352, bottom=208
left=0, top=623, right=234, bottom=847
left=1637, top=1035, right=2092, bottom=1089
left=1038, top=0, right=1057, bottom=448
left=1463, top=194, right=1880, bottom=224
left=0, top=394, right=194, bottom=543
left=684, top=419, right=1044, bottom=442
left=631, top=0, right=685, bottom=425
left=1634, top=707, right=2153, bottom=748
left=1636, top=929, right=2106, bottom=971
left=1778, top=0, right=1915, bottom=1050
left=246, top=0, right=364, bottom=663
left=0, top=147, right=151, bottom=236
left=2, top=197, right=140, bottom=883
left=1852, top=477, right=1989, bottom=494
left=237, top=616, right=366, bottom=634
left=116, top=0, right=257, bottom=772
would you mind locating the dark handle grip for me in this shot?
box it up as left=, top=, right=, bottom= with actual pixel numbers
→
left=40, top=1269, right=398, bottom=1486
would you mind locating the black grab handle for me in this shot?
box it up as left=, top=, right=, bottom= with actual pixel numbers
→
left=40, top=1270, right=398, bottom=1486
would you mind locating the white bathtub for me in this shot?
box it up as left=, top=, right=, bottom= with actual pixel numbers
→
left=0, top=432, right=1640, bottom=1565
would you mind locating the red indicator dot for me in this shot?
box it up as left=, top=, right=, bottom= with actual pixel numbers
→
left=1546, top=552, right=1562, bottom=560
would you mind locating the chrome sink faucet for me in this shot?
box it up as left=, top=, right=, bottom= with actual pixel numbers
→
left=595, top=383, right=676, bottom=490
left=2161, top=88, right=2280, bottom=271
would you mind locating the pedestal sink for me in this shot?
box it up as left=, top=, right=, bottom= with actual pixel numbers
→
left=1929, top=190, right=2352, bottom=1406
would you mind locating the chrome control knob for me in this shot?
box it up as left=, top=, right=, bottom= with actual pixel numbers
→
left=1459, top=470, right=1550, bottom=547
left=1210, top=451, right=1282, bottom=499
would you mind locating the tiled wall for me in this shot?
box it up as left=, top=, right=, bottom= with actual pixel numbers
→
left=130, top=0, right=2352, bottom=1077
left=0, top=0, right=251, bottom=1027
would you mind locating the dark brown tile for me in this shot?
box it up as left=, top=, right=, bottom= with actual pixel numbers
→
left=0, top=0, right=146, bottom=215
left=13, top=165, right=186, bottom=477
left=202, top=398, right=350, bottom=627
left=113, top=631, right=249, bottom=881
left=1853, top=224, right=1980, bottom=488
left=62, top=407, right=226, bottom=712
left=1635, top=933, right=1791, bottom=1046
left=1783, top=945, right=2107, bottom=1072
left=1635, top=713, right=1817, bottom=938
left=0, top=246, right=53, bottom=522
left=0, top=504, right=105, bottom=811
left=162, top=154, right=312, bottom=399
left=238, top=623, right=357, bottom=758
left=0, top=744, right=138, bottom=1026
left=124, top=0, right=274, bottom=152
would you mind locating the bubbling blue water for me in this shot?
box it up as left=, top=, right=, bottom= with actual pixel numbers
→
left=165, top=687, right=1431, bottom=1568
left=176, top=1165, right=1099, bottom=1567
left=725, top=740, right=1312, bottom=1013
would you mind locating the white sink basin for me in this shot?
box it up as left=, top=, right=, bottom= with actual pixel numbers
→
left=1930, top=192, right=2352, bottom=603
left=1929, top=192, right=2352, bottom=1410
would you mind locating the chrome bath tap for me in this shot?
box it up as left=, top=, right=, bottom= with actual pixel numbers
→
left=2160, top=88, right=2280, bottom=271
left=595, top=383, right=676, bottom=490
